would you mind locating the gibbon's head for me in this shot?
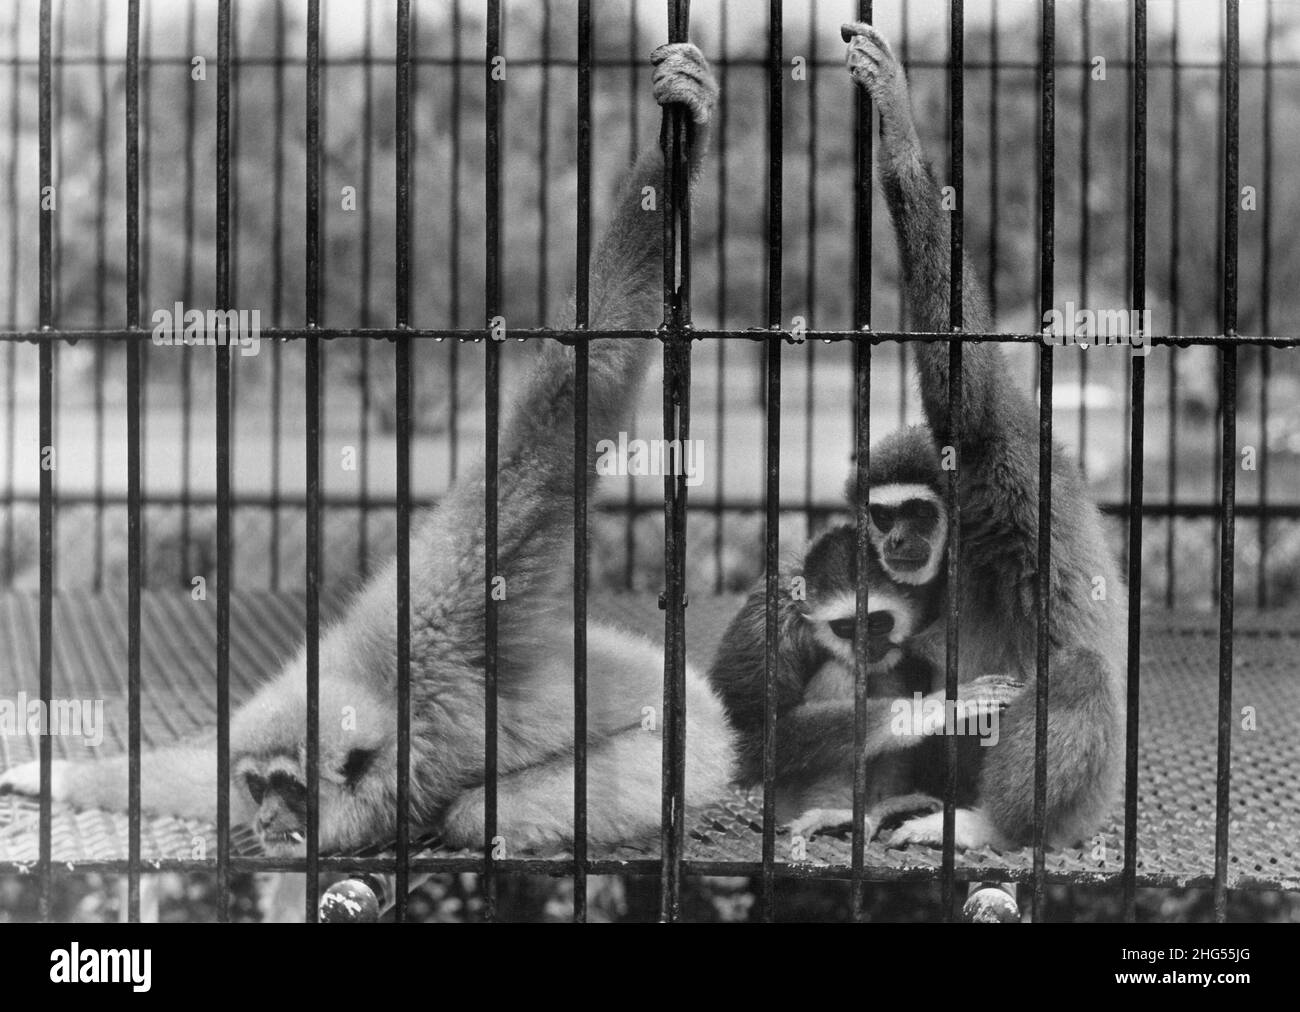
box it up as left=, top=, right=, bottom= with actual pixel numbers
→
left=846, top=425, right=948, bottom=587
left=798, top=524, right=930, bottom=673
left=231, top=658, right=399, bottom=857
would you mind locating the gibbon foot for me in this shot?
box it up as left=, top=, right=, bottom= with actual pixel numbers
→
left=786, top=793, right=942, bottom=843
left=786, top=807, right=854, bottom=842
left=651, top=42, right=719, bottom=124
left=885, top=807, right=1008, bottom=851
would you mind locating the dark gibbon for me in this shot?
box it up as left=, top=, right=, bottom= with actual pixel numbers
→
left=706, top=26, right=1126, bottom=854
left=707, top=517, right=1018, bottom=842
left=0, top=43, right=737, bottom=857
left=840, top=21, right=1125, bottom=850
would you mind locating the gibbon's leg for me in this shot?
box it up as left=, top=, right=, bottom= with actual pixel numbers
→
left=843, top=22, right=1125, bottom=848
left=437, top=657, right=734, bottom=852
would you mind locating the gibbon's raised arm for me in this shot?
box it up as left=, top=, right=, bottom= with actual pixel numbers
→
left=843, top=22, right=1125, bottom=849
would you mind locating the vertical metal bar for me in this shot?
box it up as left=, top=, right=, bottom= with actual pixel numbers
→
left=1032, top=0, right=1055, bottom=924
left=1211, top=8, right=1226, bottom=607
left=759, top=0, right=782, bottom=925
left=227, top=2, right=239, bottom=515
left=394, top=0, right=413, bottom=923
left=3, top=0, right=19, bottom=578
left=93, top=0, right=109, bottom=589
left=1122, top=0, right=1147, bottom=924
left=573, top=0, right=592, bottom=924
left=49, top=0, right=60, bottom=538
left=269, top=0, right=286, bottom=592
left=304, top=0, right=322, bottom=924
left=536, top=0, right=551, bottom=325
left=1257, top=0, right=1274, bottom=608
left=214, top=0, right=232, bottom=923
left=37, top=0, right=53, bottom=923
left=849, top=0, right=874, bottom=925
left=1213, top=0, right=1239, bottom=925
left=625, top=0, right=640, bottom=591
left=138, top=0, right=150, bottom=585
left=1076, top=0, right=1089, bottom=476
left=712, top=0, right=727, bottom=591
left=484, top=0, right=502, bottom=922
left=986, top=0, right=999, bottom=324
left=357, top=4, right=374, bottom=577
left=1120, top=2, right=1133, bottom=553
left=940, top=0, right=965, bottom=923
left=180, top=1, right=197, bottom=578
left=802, top=0, right=815, bottom=539
left=448, top=0, right=462, bottom=480
left=658, top=0, right=691, bottom=925
left=897, top=0, right=909, bottom=421
left=1165, top=9, right=1180, bottom=608
left=125, top=0, right=142, bottom=925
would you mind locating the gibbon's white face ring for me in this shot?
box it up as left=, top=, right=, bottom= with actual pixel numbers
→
left=804, top=589, right=913, bottom=671
left=867, top=483, right=948, bottom=586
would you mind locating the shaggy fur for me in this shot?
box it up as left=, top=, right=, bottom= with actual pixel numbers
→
left=0, top=43, right=736, bottom=857
left=844, top=22, right=1125, bottom=848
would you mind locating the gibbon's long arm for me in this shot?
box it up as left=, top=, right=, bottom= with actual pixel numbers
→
left=391, top=42, right=719, bottom=691
left=0, top=732, right=254, bottom=827
left=844, top=22, right=1125, bottom=848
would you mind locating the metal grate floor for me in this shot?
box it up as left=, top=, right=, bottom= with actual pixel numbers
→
left=0, top=591, right=1297, bottom=890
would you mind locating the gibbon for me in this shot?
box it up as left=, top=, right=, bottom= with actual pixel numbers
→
left=707, top=517, right=1017, bottom=842
left=0, top=43, right=736, bottom=857
left=841, top=22, right=1125, bottom=850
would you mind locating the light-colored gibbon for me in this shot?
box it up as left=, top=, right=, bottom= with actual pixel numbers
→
left=0, top=43, right=736, bottom=857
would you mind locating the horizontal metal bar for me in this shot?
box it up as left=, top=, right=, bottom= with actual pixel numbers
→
left=0, top=54, right=1295, bottom=71
left=1, top=327, right=1297, bottom=347
left=0, top=856, right=1282, bottom=892
left=1, top=489, right=1296, bottom=520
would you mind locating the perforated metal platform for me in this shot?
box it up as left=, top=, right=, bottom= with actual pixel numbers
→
left=0, top=591, right=1297, bottom=890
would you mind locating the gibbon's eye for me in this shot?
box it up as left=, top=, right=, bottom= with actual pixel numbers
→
left=268, top=772, right=306, bottom=805
left=866, top=610, right=895, bottom=637
left=902, top=498, right=940, bottom=525
left=339, top=747, right=376, bottom=786
left=244, top=774, right=266, bottom=805
left=869, top=505, right=896, bottom=532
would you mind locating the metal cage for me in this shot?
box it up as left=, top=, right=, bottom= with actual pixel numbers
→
left=0, top=0, right=1297, bottom=924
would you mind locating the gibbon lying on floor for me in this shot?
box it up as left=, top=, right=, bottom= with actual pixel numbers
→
left=0, top=43, right=736, bottom=857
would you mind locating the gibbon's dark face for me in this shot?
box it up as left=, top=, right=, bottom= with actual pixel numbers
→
left=799, top=524, right=928, bottom=671
left=868, top=483, right=947, bottom=586
left=230, top=670, right=398, bottom=857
